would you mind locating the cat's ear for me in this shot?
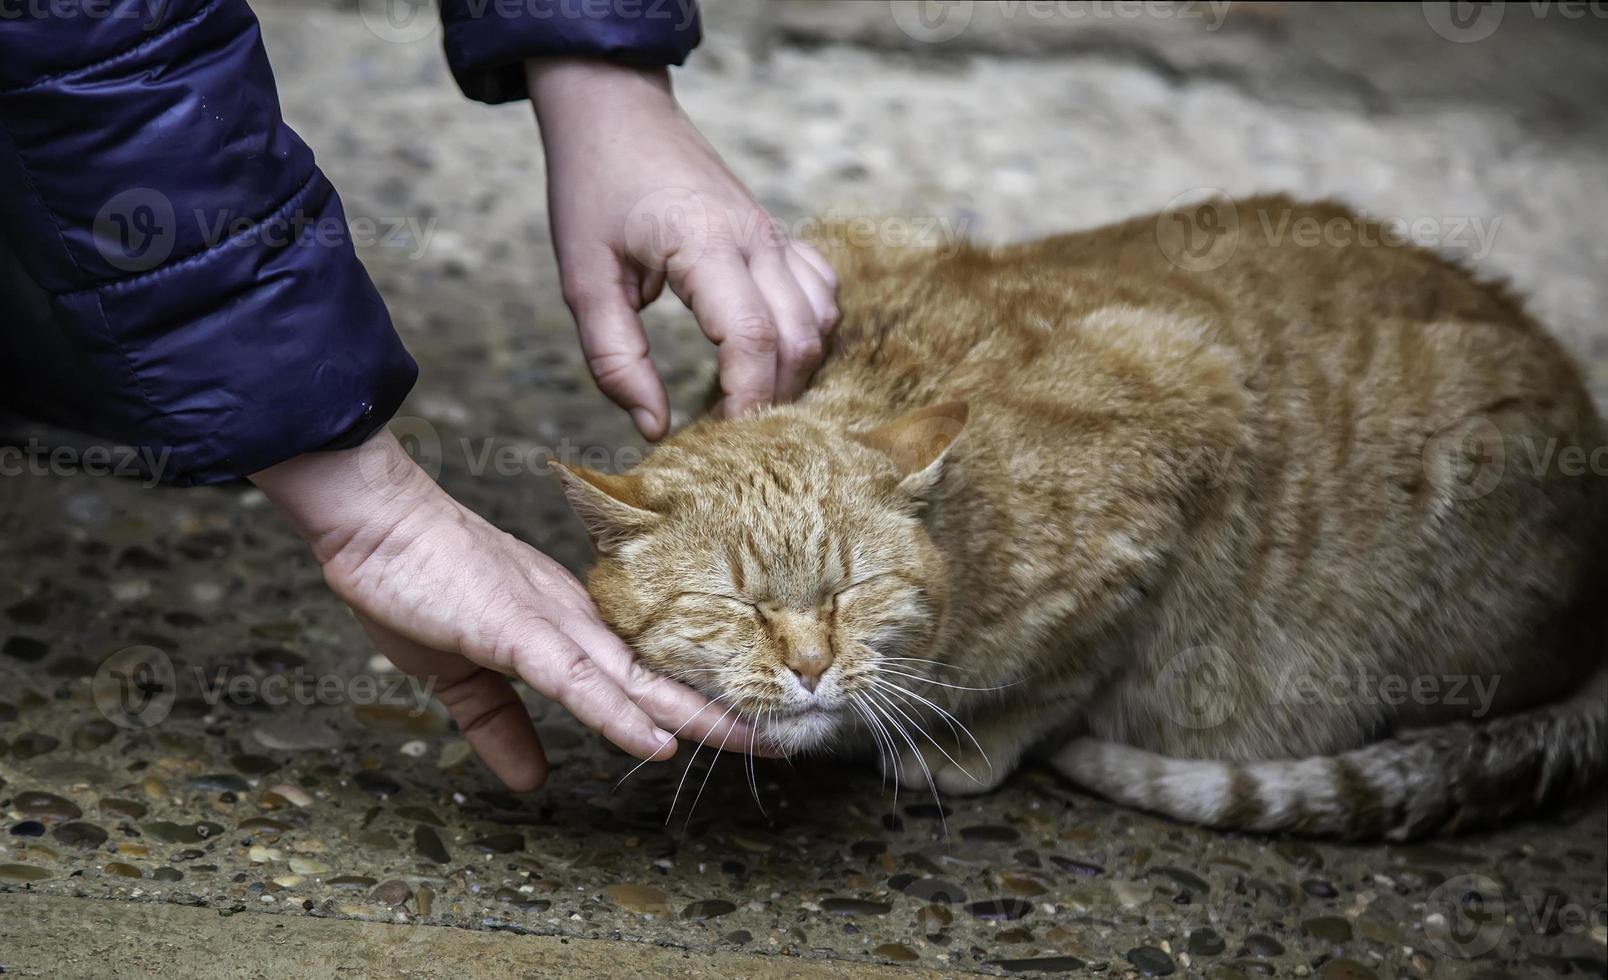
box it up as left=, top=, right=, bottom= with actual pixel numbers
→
left=850, top=401, right=969, bottom=498
left=552, top=463, right=660, bottom=554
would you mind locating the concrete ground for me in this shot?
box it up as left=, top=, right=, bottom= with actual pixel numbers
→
left=3, top=2, right=1607, bottom=977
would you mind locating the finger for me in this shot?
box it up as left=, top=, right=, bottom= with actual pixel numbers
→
left=505, top=620, right=677, bottom=762
left=563, top=267, right=670, bottom=440
left=638, top=268, right=666, bottom=308
left=561, top=614, right=780, bottom=756
left=790, top=239, right=839, bottom=293
left=749, top=248, right=825, bottom=402
left=668, top=246, right=777, bottom=418
left=356, top=614, right=549, bottom=791
left=434, top=670, right=552, bottom=791
left=784, top=244, right=839, bottom=333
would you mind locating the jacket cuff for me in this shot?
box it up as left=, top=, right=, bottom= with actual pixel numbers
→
left=439, top=0, right=702, bottom=104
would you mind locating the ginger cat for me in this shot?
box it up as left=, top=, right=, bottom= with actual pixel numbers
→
left=556, top=196, right=1607, bottom=840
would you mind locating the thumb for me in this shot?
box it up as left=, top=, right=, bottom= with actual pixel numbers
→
left=564, top=274, right=671, bottom=440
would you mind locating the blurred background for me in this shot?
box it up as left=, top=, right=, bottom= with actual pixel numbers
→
left=242, top=1, right=1608, bottom=484
left=265, top=0, right=1608, bottom=432
left=3, top=3, right=1607, bottom=977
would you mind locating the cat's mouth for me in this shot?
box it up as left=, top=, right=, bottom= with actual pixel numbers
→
left=758, top=703, right=844, bottom=753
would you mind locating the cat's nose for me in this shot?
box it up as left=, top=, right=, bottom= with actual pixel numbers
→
left=787, top=646, right=834, bottom=693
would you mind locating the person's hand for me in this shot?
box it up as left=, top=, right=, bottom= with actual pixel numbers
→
left=249, top=430, right=756, bottom=791
left=527, top=58, right=838, bottom=440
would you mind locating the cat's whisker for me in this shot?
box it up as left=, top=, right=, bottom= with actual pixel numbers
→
left=875, top=667, right=1016, bottom=693
left=850, top=699, right=891, bottom=792
left=874, top=685, right=984, bottom=782
left=847, top=701, right=876, bottom=780
left=685, top=705, right=740, bottom=828
left=745, top=710, right=768, bottom=820
left=868, top=676, right=994, bottom=775
left=866, top=699, right=903, bottom=811
left=854, top=694, right=903, bottom=809
left=869, top=674, right=964, bottom=742
left=868, top=684, right=982, bottom=785
left=878, top=657, right=975, bottom=675
left=865, top=692, right=948, bottom=841
left=666, top=700, right=740, bottom=824
left=615, top=691, right=732, bottom=791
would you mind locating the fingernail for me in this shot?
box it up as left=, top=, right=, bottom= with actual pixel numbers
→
left=652, top=728, right=675, bottom=748
left=631, top=409, right=660, bottom=438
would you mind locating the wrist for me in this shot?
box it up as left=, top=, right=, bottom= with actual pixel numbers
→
left=249, top=429, right=442, bottom=564
left=526, top=58, right=675, bottom=136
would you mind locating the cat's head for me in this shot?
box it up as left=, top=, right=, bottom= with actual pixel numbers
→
left=555, top=402, right=968, bottom=755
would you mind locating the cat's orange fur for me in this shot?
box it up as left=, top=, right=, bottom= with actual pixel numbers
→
left=557, top=196, right=1607, bottom=839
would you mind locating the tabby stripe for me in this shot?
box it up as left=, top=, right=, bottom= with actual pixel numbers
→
left=727, top=542, right=748, bottom=592
left=1218, top=766, right=1265, bottom=828
left=1331, top=757, right=1381, bottom=839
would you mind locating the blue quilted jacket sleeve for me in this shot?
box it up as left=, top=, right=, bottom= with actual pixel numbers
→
left=0, top=0, right=417, bottom=486
left=439, top=0, right=702, bottom=103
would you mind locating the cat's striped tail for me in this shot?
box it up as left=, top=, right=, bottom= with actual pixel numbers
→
left=1050, top=670, right=1607, bottom=840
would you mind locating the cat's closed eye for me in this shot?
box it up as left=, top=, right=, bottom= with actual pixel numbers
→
left=671, top=590, right=755, bottom=614
left=835, top=572, right=897, bottom=597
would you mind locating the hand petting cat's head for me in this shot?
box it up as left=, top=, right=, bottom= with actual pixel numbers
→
left=556, top=402, right=967, bottom=755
